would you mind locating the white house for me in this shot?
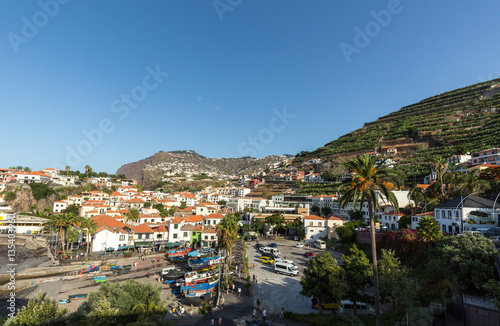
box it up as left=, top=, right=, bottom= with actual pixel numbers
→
left=380, top=210, right=406, bottom=230
left=303, top=173, right=323, bottom=183
left=410, top=212, right=435, bottom=229
left=91, top=215, right=133, bottom=252
left=434, top=195, right=500, bottom=234
left=53, top=200, right=68, bottom=213
left=203, top=213, right=224, bottom=227
left=303, top=215, right=328, bottom=241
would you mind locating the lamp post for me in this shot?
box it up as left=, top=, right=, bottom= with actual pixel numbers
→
left=493, top=193, right=500, bottom=227
left=456, top=193, right=476, bottom=234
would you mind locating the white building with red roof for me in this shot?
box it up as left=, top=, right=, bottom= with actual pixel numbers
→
left=303, top=215, right=328, bottom=241
left=91, top=215, right=133, bottom=252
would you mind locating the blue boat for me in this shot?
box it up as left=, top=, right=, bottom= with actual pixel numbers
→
left=188, top=256, right=220, bottom=269
left=93, top=276, right=108, bottom=283
left=79, top=265, right=99, bottom=274
left=187, top=250, right=199, bottom=258
left=169, top=256, right=187, bottom=262
left=181, top=279, right=218, bottom=295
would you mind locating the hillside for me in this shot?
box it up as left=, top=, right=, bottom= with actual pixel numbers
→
left=116, top=150, right=292, bottom=187
left=295, top=78, right=500, bottom=179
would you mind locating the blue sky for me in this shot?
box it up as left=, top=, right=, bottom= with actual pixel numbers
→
left=1, top=0, right=500, bottom=173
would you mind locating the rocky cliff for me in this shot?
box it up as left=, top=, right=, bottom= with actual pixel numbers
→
left=4, top=184, right=59, bottom=213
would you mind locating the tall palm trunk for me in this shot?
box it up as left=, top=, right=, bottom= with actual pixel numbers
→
left=367, top=196, right=382, bottom=326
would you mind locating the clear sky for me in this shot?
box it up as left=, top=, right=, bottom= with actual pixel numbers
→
left=1, top=0, right=500, bottom=174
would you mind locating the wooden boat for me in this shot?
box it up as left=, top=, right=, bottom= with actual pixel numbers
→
left=184, top=271, right=217, bottom=286
left=194, top=264, right=220, bottom=273
left=161, top=269, right=185, bottom=283
left=167, top=245, right=192, bottom=257
left=188, top=256, right=220, bottom=269
left=121, top=264, right=132, bottom=269
left=58, top=299, right=70, bottom=304
left=93, top=276, right=108, bottom=283
left=68, top=293, right=88, bottom=301
left=169, top=256, right=187, bottom=262
left=187, top=250, right=199, bottom=258
left=181, top=279, right=218, bottom=296
left=79, top=265, right=99, bottom=274
left=113, top=267, right=131, bottom=275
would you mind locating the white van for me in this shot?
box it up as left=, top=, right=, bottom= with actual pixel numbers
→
left=314, top=240, right=326, bottom=249
left=274, top=259, right=296, bottom=266
left=259, top=247, right=280, bottom=256
left=274, top=261, right=299, bottom=276
left=339, top=300, right=375, bottom=315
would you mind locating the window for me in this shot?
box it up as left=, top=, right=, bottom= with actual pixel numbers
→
left=138, top=234, right=143, bottom=239
left=436, top=210, right=440, bottom=219
left=173, top=233, right=178, bottom=239
left=119, top=235, right=125, bottom=241
left=211, top=236, right=215, bottom=240
left=213, top=220, right=216, bottom=225
left=174, top=224, right=178, bottom=229
left=204, top=236, right=208, bottom=240
left=309, top=222, right=313, bottom=226
left=145, top=234, right=150, bottom=239
left=318, top=222, right=321, bottom=226
left=183, top=232, right=188, bottom=237
left=157, top=234, right=162, bottom=239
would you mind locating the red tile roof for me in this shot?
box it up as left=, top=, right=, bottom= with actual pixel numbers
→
left=303, top=215, right=325, bottom=220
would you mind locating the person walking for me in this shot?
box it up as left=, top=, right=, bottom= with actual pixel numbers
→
left=232, top=283, right=235, bottom=294
left=262, top=308, right=267, bottom=322
left=238, top=269, right=241, bottom=278
left=256, top=299, right=261, bottom=311
left=218, top=316, right=222, bottom=326
left=211, top=317, right=215, bottom=326
left=220, top=296, right=225, bottom=310
left=255, top=275, right=258, bottom=283
left=252, top=274, right=256, bottom=283
left=252, top=308, right=256, bottom=320
left=147, top=271, right=150, bottom=278
left=279, top=307, right=285, bottom=322
left=238, top=287, right=241, bottom=297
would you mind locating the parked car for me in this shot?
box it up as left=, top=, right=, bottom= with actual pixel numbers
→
left=490, top=236, right=500, bottom=247
left=255, top=244, right=265, bottom=250
left=260, top=256, right=275, bottom=264
left=295, top=243, right=304, bottom=248
left=294, top=236, right=299, bottom=241
left=304, top=252, right=316, bottom=257
left=268, top=243, right=278, bottom=248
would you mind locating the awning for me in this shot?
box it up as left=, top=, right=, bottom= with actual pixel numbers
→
left=174, top=242, right=183, bottom=247
left=165, top=243, right=175, bottom=248
left=134, top=242, right=153, bottom=246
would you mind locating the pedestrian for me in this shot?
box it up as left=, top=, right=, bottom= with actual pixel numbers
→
left=255, top=275, right=258, bottom=283
left=262, top=308, right=266, bottom=322
left=252, top=308, right=256, bottom=320
left=256, top=299, right=261, bottom=311
left=158, top=257, right=160, bottom=262
left=211, top=317, right=215, bottom=326
left=220, top=296, right=224, bottom=310
left=235, top=265, right=238, bottom=273
left=218, top=316, right=222, bottom=326
left=238, top=287, right=241, bottom=297
left=279, top=307, right=285, bottom=322
left=238, top=269, right=241, bottom=278
left=284, top=255, right=286, bottom=260
left=232, top=283, right=235, bottom=293
left=147, top=271, right=150, bottom=278
left=252, top=274, right=255, bottom=283
left=180, top=305, right=185, bottom=317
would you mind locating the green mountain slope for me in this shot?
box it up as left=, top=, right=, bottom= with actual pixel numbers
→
left=295, top=78, right=500, bottom=178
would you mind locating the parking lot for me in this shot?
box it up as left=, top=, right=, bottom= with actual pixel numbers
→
left=245, top=238, right=341, bottom=315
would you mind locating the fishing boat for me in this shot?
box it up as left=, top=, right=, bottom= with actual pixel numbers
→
left=79, top=265, right=99, bottom=274
left=169, top=256, right=187, bottom=262
left=188, top=256, right=220, bottom=269
left=181, top=279, right=218, bottom=296
left=68, top=293, right=88, bottom=301
left=194, top=263, right=220, bottom=273
left=184, top=271, right=218, bottom=286
left=113, top=267, right=131, bottom=275
left=167, top=244, right=192, bottom=257
left=93, top=276, right=108, bottom=283
left=187, top=250, right=199, bottom=258
left=58, top=299, right=70, bottom=304
left=122, top=264, right=132, bottom=269
left=162, top=269, right=185, bottom=283
left=199, top=248, right=214, bottom=255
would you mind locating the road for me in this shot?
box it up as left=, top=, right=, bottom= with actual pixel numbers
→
left=246, top=238, right=342, bottom=315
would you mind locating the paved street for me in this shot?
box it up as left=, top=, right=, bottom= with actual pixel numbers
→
left=246, top=238, right=342, bottom=315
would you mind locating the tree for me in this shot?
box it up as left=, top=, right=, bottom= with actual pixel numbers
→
left=66, top=227, right=80, bottom=251
left=23, top=166, right=31, bottom=172
left=341, top=244, right=373, bottom=314
left=4, top=191, right=16, bottom=204
left=426, top=234, right=498, bottom=293
left=85, top=165, right=92, bottom=174
left=406, top=182, right=425, bottom=215
left=217, top=200, right=227, bottom=206
left=430, top=156, right=448, bottom=201
left=416, top=216, right=442, bottom=242
left=265, top=213, right=285, bottom=237
left=217, top=214, right=239, bottom=284
left=48, top=214, right=70, bottom=252
left=252, top=218, right=264, bottom=234
left=198, top=301, right=213, bottom=326
left=180, top=201, right=187, bottom=209
left=168, top=206, right=177, bottom=216
left=458, top=169, right=491, bottom=195
left=336, top=225, right=356, bottom=243
left=378, top=249, right=419, bottom=313
left=321, top=206, right=332, bottom=217
left=28, top=204, right=37, bottom=214
left=300, top=252, right=346, bottom=314
left=126, top=208, right=140, bottom=224
left=10, top=292, right=67, bottom=326
left=65, top=166, right=71, bottom=174
left=136, top=185, right=143, bottom=192
left=80, top=218, right=98, bottom=255
left=311, top=205, right=320, bottom=215
left=143, top=202, right=151, bottom=208
left=63, top=204, right=80, bottom=216
left=340, top=156, right=401, bottom=326
left=397, top=215, right=411, bottom=230
left=484, top=279, right=500, bottom=310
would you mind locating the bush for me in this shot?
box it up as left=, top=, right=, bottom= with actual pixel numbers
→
left=336, top=225, right=356, bottom=243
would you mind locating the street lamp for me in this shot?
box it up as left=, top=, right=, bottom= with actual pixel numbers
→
left=493, top=193, right=500, bottom=227
left=456, top=193, right=476, bottom=234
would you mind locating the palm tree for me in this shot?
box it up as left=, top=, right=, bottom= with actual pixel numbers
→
left=407, top=183, right=425, bottom=215
left=65, top=166, right=70, bottom=174
left=458, top=169, right=491, bottom=195
left=49, top=215, right=70, bottom=252
left=416, top=216, right=443, bottom=242
left=80, top=218, right=98, bottom=255
left=340, top=156, right=401, bottom=326
left=430, top=156, right=448, bottom=201
left=126, top=208, right=140, bottom=225
left=443, top=165, right=464, bottom=197
left=216, top=214, right=238, bottom=284
left=85, top=165, right=91, bottom=174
